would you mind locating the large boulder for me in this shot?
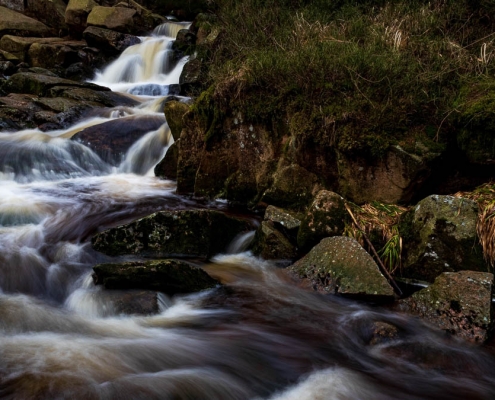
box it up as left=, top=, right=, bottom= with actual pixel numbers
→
left=0, top=6, right=53, bottom=38
left=0, top=36, right=62, bottom=61
left=296, top=190, right=350, bottom=252
left=87, top=6, right=136, bottom=33
left=93, top=259, right=219, bottom=295
left=289, top=236, right=395, bottom=300
left=92, top=209, right=253, bottom=259
left=401, top=195, right=487, bottom=282
left=65, top=0, right=98, bottom=35
left=398, top=271, right=494, bottom=343
left=71, top=114, right=166, bottom=164
left=28, top=40, right=87, bottom=69
left=83, top=26, right=140, bottom=54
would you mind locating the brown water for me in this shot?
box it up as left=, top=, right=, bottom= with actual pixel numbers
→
left=1, top=22, right=495, bottom=400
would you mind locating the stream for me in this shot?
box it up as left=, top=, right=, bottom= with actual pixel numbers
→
left=1, top=22, right=495, bottom=400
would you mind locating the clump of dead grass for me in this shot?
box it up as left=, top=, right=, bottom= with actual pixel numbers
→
left=344, top=201, right=409, bottom=273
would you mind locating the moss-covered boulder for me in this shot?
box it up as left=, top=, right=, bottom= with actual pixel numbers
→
left=251, top=221, right=297, bottom=261
left=93, top=259, right=219, bottom=295
left=164, top=100, right=190, bottom=141
left=289, top=236, right=394, bottom=300
left=92, top=209, right=253, bottom=259
left=65, top=0, right=98, bottom=35
left=398, top=271, right=494, bottom=343
left=401, top=195, right=487, bottom=282
left=297, top=190, right=349, bottom=252
left=0, top=6, right=53, bottom=38
left=87, top=6, right=136, bottom=33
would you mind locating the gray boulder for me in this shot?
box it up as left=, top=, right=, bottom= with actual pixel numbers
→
left=289, top=236, right=395, bottom=300
left=401, top=195, right=487, bottom=282
left=398, top=271, right=494, bottom=343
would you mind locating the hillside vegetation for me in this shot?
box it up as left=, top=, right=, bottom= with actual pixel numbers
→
left=197, top=0, right=495, bottom=157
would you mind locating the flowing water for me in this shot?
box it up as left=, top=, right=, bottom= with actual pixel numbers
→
left=1, top=22, right=495, bottom=400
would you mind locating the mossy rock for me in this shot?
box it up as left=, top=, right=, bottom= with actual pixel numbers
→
left=398, top=271, right=494, bottom=343
left=93, top=259, right=219, bottom=295
left=154, top=141, right=179, bottom=180
left=401, top=195, right=488, bottom=282
left=251, top=220, right=297, bottom=261
left=297, top=190, right=349, bottom=252
left=92, top=209, right=253, bottom=259
left=289, top=236, right=394, bottom=300
left=164, top=100, right=190, bottom=140
left=87, top=6, right=137, bottom=33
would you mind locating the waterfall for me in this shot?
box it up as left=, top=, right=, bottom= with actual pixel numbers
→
left=1, top=19, right=495, bottom=400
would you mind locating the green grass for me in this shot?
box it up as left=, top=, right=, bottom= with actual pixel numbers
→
left=196, top=0, right=495, bottom=155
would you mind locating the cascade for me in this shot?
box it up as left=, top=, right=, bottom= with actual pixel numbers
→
left=1, top=21, right=495, bottom=400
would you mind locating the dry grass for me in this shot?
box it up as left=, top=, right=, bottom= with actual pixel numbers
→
left=455, top=182, right=495, bottom=267
left=344, top=201, right=409, bottom=273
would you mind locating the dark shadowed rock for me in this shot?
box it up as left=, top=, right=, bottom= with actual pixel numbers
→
left=401, top=195, right=487, bottom=282
left=24, top=0, right=68, bottom=33
left=154, top=140, right=178, bottom=180
left=107, top=290, right=161, bottom=315
left=92, top=209, right=253, bottom=259
left=297, top=190, right=350, bottom=252
left=289, top=236, right=395, bottom=300
left=65, top=0, right=98, bottom=35
left=264, top=205, right=301, bottom=242
left=0, top=6, right=53, bottom=38
left=71, top=114, right=165, bottom=164
left=93, top=259, right=219, bottom=295
left=83, top=26, right=140, bottom=54
left=398, top=271, right=494, bottom=343
left=48, top=86, right=139, bottom=108
left=251, top=220, right=297, bottom=261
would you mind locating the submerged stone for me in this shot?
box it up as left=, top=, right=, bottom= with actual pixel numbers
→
left=398, top=271, right=494, bottom=343
left=289, top=236, right=394, bottom=300
left=401, top=195, right=487, bottom=282
left=92, top=209, right=253, bottom=259
left=93, top=259, right=219, bottom=295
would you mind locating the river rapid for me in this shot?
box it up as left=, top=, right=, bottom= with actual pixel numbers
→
left=1, top=22, right=495, bottom=400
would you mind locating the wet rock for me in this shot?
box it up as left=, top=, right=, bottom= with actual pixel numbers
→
left=172, top=28, right=196, bottom=53
left=110, top=290, right=161, bottom=315
left=264, top=205, right=301, bottom=241
left=164, top=100, right=190, bottom=140
left=251, top=220, right=297, bottom=261
left=48, top=86, right=139, bottom=108
left=401, top=195, right=487, bottom=282
left=261, top=164, right=321, bottom=209
left=92, top=209, right=253, bottom=259
left=368, top=321, right=400, bottom=345
left=337, top=145, right=439, bottom=204
left=154, top=140, right=178, bottom=180
left=297, top=190, right=350, bottom=252
left=65, top=0, right=98, bottom=36
left=72, top=114, right=166, bottom=164
left=128, top=83, right=180, bottom=97
left=0, top=6, right=54, bottom=38
left=289, top=236, right=395, bottom=300
left=179, top=57, right=203, bottom=95
left=0, top=93, right=42, bottom=131
left=398, top=271, right=494, bottom=343
left=87, top=6, right=137, bottom=33
left=93, top=259, right=219, bottom=295
left=3, top=71, right=109, bottom=97
left=82, top=25, right=141, bottom=54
